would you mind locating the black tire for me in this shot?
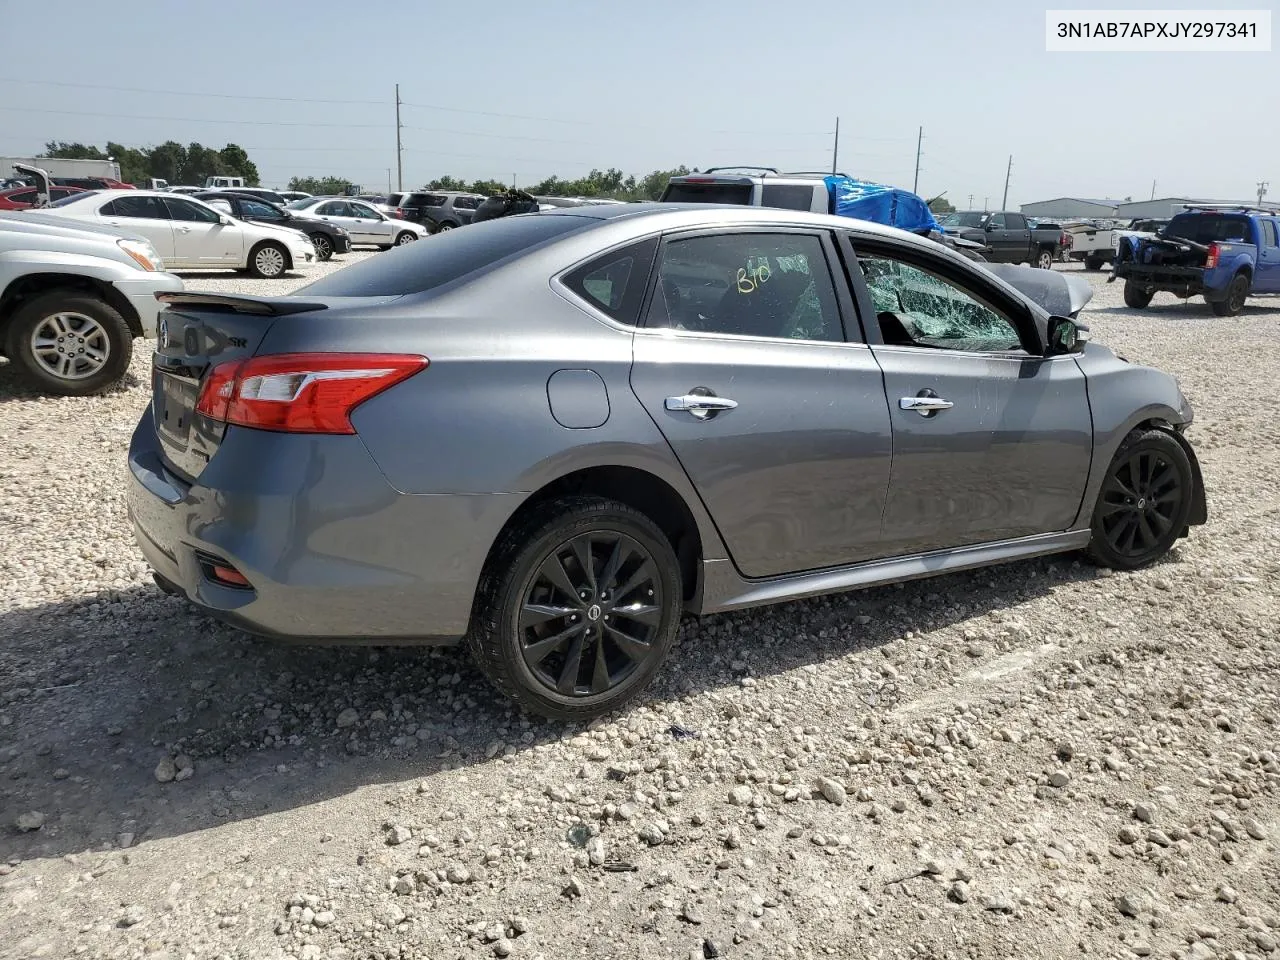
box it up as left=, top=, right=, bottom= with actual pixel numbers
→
left=1210, top=273, right=1249, bottom=317
left=1123, top=281, right=1153, bottom=309
left=309, top=233, right=334, bottom=261
left=1084, top=255, right=1105, bottom=271
left=468, top=496, right=683, bottom=721
left=247, top=242, right=289, bottom=279
left=394, top=231, right=417, bottom=246
left=4, top=291, right=133, bottom=396
left=376, top=244, right=393, bottom=252
left=1086, top=428, right=1194, bottom=571
left=435, top=221, right=457, bottom=233
left=1035, top=248, right=1055, bottom=269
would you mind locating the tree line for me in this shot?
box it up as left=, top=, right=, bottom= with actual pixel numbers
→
left=290, top=166, right=695, bottom=200
left=43, top=141, right=259, bottom=187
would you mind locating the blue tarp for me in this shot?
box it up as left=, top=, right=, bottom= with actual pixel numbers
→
left=824, top=176, right=942, bottom=235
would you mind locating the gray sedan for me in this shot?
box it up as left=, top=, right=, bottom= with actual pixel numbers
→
left=128, top=205, right=1206, bottom=720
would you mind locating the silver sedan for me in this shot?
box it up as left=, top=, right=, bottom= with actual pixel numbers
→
left=286, top=197, right=426, bottom=248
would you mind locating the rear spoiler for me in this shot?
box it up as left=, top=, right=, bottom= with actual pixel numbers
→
left=155, top=292, right=328, bottom=316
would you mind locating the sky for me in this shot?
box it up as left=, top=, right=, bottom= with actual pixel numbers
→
left=0, top=0, right=1275, bottom=207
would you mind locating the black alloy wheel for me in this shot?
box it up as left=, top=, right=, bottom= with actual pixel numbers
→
left=1088, top=429, right=1193, bottom=570
left=468, top=496, right=682, bottom=721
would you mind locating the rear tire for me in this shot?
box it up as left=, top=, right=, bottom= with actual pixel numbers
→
left=1084, top=255, right=1105, bottom=271
left=435, top=221, right=457, bottom=233
left=1036, top=248, right=1055, bottom=269
left=4, top=291, right=133, bottom=396
left=247, top=242, right=289, bottom=278
left=1086, top=429, right=1194, bottom=570
left=1210, top=273, right=1249, bottom=316
left=1123, top=281, right=1153, bottom=309
left=467, top=496, right=683, bottom=722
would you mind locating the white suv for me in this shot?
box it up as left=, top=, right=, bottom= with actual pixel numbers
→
left=0, top=212, right=183, bottom=395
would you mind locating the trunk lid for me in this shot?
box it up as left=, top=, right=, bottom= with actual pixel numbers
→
left=150, top=293, right=330, bottom=481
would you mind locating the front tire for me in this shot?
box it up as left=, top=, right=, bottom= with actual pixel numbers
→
left=1210, top=273, right=1249, bottom=316
left=1086, top=428, right=1194, bottom=570
left=468, top=496, right=683, bottom=721
left=4, top=291, right=133, bottom=396
left=309, top=233, right=333, bottom=261
left=1123, top=281, right=1154, bottom=309
left=394, top=231, right=417, bottom=246
left=247, top=242, right=289, bottom=279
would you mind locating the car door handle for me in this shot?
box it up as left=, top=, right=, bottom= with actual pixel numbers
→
left=665, top=393, right=738, bottom=419
left=177, top=226, right=191, bottom=233
left=899, top=396, right=954, bottom=415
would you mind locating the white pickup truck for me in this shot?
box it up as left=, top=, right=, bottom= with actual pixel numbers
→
left=1068, top=218, right=1169, bottom=270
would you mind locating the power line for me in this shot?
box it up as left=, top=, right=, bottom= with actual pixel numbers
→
left=0, top=105, right=390, bottom=128
left=0, top=75, right=387, bottom=105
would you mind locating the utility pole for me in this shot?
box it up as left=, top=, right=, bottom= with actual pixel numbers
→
left=394, top=83, right=403, bottom=191
left=1150, top=179, right=1157, bottom=200
left=387, top=168, right=391, bottom=193
left=832, top=117, right=839, bottom=174
left=1258, top=180, right=1270, bottom=205
left=1000, top=154, right=1012, bottom=210
left=983, top=196, right=989, bottom=211
left=967, top=194, right=974, bottom=209
left=913, top=126, right=923, bottom=193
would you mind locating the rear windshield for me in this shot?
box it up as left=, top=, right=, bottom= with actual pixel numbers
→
left=1166, top=214, right=1252, bottom=244
left=294, top=214, right=590, bottom=297
left=661, top=182, right=752, bottom=205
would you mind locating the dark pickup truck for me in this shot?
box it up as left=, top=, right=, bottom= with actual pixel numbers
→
left=939, top=211, right=1062, bottom=268
left=1112, top=206, right=1280, bottom=316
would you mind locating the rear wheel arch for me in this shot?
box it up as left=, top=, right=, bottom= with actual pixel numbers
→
left=478, top=465, right=705, bottom=611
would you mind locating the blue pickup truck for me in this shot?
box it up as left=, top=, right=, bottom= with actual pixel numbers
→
left=1111, top=206, right=1280, bottom=316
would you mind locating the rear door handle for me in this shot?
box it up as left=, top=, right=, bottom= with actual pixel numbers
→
left=665, top=393, right=738, bottom=420
left=899, top=395, right=954, bottom=415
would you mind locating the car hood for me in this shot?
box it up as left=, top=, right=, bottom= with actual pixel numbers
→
left=0, top=210, right=149, bottom=245
left=981, top=263, right=1094, bottom=317
left=249, top=220, right=312, bottom=243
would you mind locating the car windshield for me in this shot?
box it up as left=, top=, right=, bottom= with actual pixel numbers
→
left=939, top=212, right=987, bottom=227
left=1165, top=214, right=1252, bottom=244
left=295, top=214, right=590, bottom=297
left=49, top=191, right=98, bottom=207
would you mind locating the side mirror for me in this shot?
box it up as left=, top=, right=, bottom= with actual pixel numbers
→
left=1047, top=315, right=1090, bottom=355
left=984, top=222, right=996, bottom=231
left=219, top=215, right=234, bottom=226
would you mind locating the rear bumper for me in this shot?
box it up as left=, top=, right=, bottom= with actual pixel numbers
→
left=1114, top=264, right=1205, bottom=296
left=127, top=408, right=524, bottom=643
left=113, top=272, right=184, bottom=338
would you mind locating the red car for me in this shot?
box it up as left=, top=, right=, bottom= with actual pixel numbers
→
left=0, top=185, right=88, bottom=210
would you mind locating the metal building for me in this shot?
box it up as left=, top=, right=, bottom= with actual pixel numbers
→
left=1116, top=198, right=1268, bottom=219
left=1019, top=198, right=1120, bottom=219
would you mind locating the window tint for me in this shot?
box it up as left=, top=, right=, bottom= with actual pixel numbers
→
left=646, top=233, right=843, bottom=342
left=102, top=195, right=168, bottom=218
left=452, top=196, right=480, bottom=210
left=761, top=184, right=818, bottom=211
left=988, top=213, right=1006, bottom=229
left=241, top=199, right=282, bottom=219
left=1005, top=213, right=1026, bottom=229
left=562, top=237, right=658, bottom=325
left=857, top=254, right=1023, bottom=353
left=296, top=213, right=589, bottom=297
left=419, top=194, right=447, bottom=207
left=1166, top=214, right=1251, bottom=243
left=1264, top=220, right=1279, bottom=247
left=660, top=182, right=753, bottom=205
left=385, top=193, right=405, bottom=206
left=349, top=202, right=380, bottom=218
left=163, top=197, right=221, bottom=223
left=9, top=190, right=36, bottom=204
left=317, top=201, right=351, bottom=216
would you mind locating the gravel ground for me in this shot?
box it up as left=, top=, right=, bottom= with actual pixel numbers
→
left=2, top=259, right=1279, bottom=960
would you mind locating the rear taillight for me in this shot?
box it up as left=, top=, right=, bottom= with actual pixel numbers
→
left=1205, top=242, right=1220, bottom=268
left=392, top=208, right=406, bottom=219
left=195, top=353, right=427, bottom=434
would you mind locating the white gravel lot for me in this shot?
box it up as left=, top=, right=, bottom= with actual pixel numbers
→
left=2, top=257, right=1279, bottom=960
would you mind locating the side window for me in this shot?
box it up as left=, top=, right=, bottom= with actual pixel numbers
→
left=318, top=201, right=351, bottom=216
left=988, top=213, right=1007, bottom=229
left=103, top=195, right=166, bottom=218
left=760, top=184, right=819, bottom=211
left=1264, top=220, right=1279, bottom=247
left=163, top=198, right=221, bottom=223
left=10, top=190, right=36, bottom=204
left=645, top=232, right=843, bottom=342
left=562, top=237, right=658, bottom=325
left=857, top=253, right=1024, bottom=353
left=241, top=199, right=282, bottom=219
left=422, top=194, right=447, bottom=207
left=1005, top=213, right=1026, bottom=230
left=453, top=196, right=479, bottom=210
left=207, top=199, right=234, bottom=214
left=350, top=203, right=379, bottom=218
